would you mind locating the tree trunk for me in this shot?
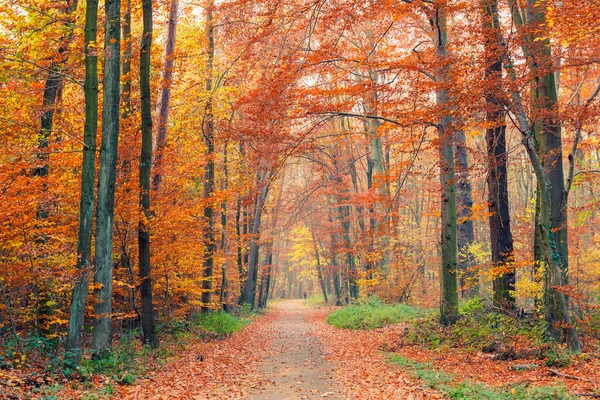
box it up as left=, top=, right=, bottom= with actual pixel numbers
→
left=220, top=140, right=230, bottom=311
left=244, top=174, right=270, bottom=309
left=455, top=128, right=477, bottom=298
left=482, top=0, right=515, bottom=308
left=328, top=204, right=344, bottom=306
left=121, top=0, right=131, bottom=119
left=433, top=4, right=459, bottom=326
left=363, top=71, right=391, bottom=274
left=258, top=169, right=285, bottom=309
left=504, top=50, right=581, bottom=354
left=152, top=0, right=178, bottom=191
left=201, top=0, right=216, bottom=312
left=65, top=0, right=98, bottom=367
left=92, top=0, right=121, bottom=358
left=310, top=227, right=328, bottom=303
left=138, top=0, right=158, bottom=348
left=509, top=0, right=577, bottom=348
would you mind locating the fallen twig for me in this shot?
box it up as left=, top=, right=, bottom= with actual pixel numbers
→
left=549, top=368, right=596, bottom=383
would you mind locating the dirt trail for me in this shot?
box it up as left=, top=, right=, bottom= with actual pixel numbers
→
left=118, top=300, right=430, bottom=399
left=248, top=300, right=342, bottom=399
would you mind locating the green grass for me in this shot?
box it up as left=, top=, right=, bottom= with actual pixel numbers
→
left=305, top=294, right=328, bottom=307
left=408, top=296, right=547, bottom=352
left=191, top=310, right=250, bottom=338
left=327, top=297, right=424, bottom=330
left=389, top=354, right=573, bottom=399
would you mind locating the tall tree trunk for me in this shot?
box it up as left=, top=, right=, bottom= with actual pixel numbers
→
left=92, top=0, right=121, bottom=358
left=509, top=0, right=578, bottom=348
left=121, top=0, right=131, bottom=119
left=455, top=128, right=477, bottom=298
left=35, top=0, right=79, bottom=180
left=235, top=195, right=245, bottom=303
left=34, top=0, right=79, bottom=340
left=433, top=4, right=459, bottom=326
left=201, top=0, right=216, bottom=312
left=327, top=207, right=343, bottom=306
left=503, top=48, right=581, bottom=354
left=65, top=0, right=98, bottom=367
left=152, top=0, right=178, bottom=191
left=310, top=226, right=328, bottom=303
left=138, top=0, right=158, bottom=348
left=220, top=140, right=230, bottom=311
left=363, top=70, right=391, bottom=274
left=482, top=0, right=515, bottom=308
left=258, top=170, right=284, bottom=309
left=244, top=174, right=270, bottom=309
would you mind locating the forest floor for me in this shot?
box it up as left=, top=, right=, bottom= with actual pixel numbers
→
left=3, top=300, right=597, bottom=398
left=118, top=299, right=436, bottom=399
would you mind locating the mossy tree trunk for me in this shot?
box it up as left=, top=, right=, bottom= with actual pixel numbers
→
left=66, top=0, right=98, bottom=367
left=92, top=0, right=121, bottom=358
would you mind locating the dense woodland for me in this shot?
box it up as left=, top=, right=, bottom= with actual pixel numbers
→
left=1, top=0, right=600, bottom=393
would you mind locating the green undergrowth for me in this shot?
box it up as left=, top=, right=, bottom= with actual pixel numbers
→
left=409, top=297, right=546, bottom=351
left=23, top=309, right=255, bottom=399
left=305, top=294, right=328, bottom=307
left=327, top=297, right=425, bottom=330
left=389, top=354, right=573, bottom=399
left=190, top=309, right=251, bottom=338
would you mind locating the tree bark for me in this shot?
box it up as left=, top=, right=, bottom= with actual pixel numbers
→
left=201, top=0, right=216, bottom=312
left=244, top=173, right=270, bottom=309
left=432, top=4, right=459, bottom=326
left=121, top=0, right=132, bottom=119
left=152, top=0, right=178, bottom=191
left=504, top=50, right=581, bottom=353
left=310, top=226, right=328, bottom=303
left=455, top=128, right=477, bottom=298
left=66, top=0, right=98, bottom=366
left=482, top=0, right=515, bottom=308
left=138, top=0, right=158, bottom=348
left=92, top=0, right=121, bottom=358
left=509, top=0, right=578, bottom=349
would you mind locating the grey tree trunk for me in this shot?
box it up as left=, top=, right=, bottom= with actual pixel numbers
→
left=310, top=227, right=328, bottom=303
left=138, top=0, right=158, bottom=348
left=258, top=170, right=285, bottom=309
left=363, top=71, right=391, bottom=274
left=432, top=4, right=459, bottom=326
left=200, top=0, right=216, bottom=312
left=244, top=173, right=270, bottom=309
left=331, top=150, right=358, bottom=300
left=482, top=0, right=515, bottom=308
left=92, top=0, right=121, bottom=358
left=509, top=0, right=578, bottom=349
left=504, top=47, right=581, bottom=354
left=220, top=141, right=230, bottom=311
left=65, top=0, right=98, bottom=367
left=454, top=128, right=476, bottom=298
left=152, top=0, right=178, bottom=191
left=121, top=0, right=131, bottom=119
left=327, top=206, right=344, bottom=306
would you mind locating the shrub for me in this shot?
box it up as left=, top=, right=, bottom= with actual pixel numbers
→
left=191, top=310, right=249, bottom=337
left=327, top=297, right=423, bottom=330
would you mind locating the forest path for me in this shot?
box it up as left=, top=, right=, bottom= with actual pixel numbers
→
left=248, top=300, right=342, bottom=399
left=119, top=300, right=435, bottom=399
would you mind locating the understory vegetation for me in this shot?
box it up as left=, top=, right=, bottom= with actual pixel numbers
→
left=326, top=297, right=425, bottom=330
left=0, top=310, right=252, bottom=398
left=326, top=296, right=598, bottom=397
left=389, top=354, right=573, bottom=400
